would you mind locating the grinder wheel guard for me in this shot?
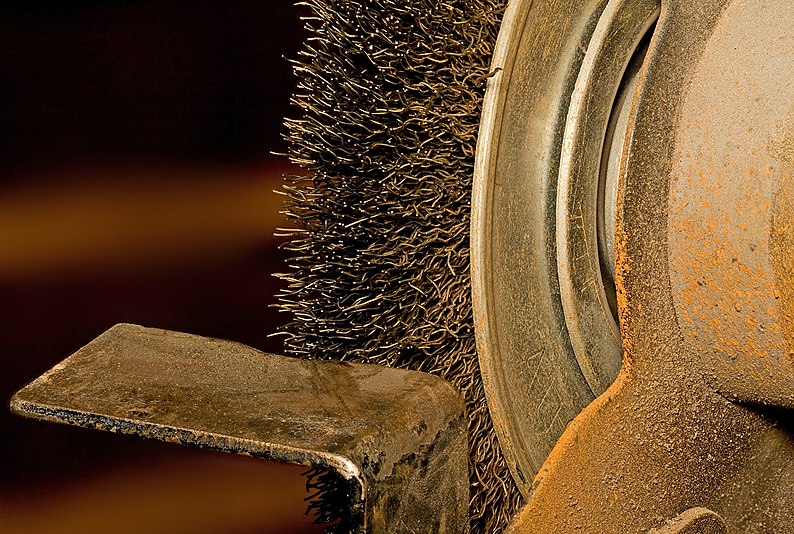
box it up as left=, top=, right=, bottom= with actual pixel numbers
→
left=9, top=0, right=791, bottom=533
left=279, top=0, right=793, bottom=531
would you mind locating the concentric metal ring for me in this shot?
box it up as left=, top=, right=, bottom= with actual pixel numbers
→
left=472, top=0, right=659, bottom=493
left=556, top=0, right=659, bottom=395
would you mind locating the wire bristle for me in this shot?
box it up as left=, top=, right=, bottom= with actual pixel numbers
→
left=303, top=466, right=361, bottom=533
left=278, top=0, right=522, bottom=531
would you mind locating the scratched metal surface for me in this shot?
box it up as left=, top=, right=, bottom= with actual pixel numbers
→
left=11, top=324, right=469, bottom=534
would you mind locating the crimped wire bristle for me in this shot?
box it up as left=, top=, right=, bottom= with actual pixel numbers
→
left=278, top=0, right=522, bottom=531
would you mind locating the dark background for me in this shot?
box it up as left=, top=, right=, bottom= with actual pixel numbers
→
left=0, top=1, right=322, bottom=532
left=0, top=0, right=293, bottom=171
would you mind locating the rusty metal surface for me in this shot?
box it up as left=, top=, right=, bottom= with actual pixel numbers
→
left=509, top=0, right=793, bottom=532
left=8, top=1, right=792, bottom=532
left=10, top=324, right=469, bottom=534
left=667, top=0, right=794, bottom=407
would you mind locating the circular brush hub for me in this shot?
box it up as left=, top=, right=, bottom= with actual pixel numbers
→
left=557, top=0, right=657, bottom=395
left=472, top=0, right=659, bottom=495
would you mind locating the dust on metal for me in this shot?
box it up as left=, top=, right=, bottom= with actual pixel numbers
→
left=472, top=0, right=609, bottom=492
left=666, top=0, right=794, bottom=407
left=556, top=0, right=658, bottom=393
left=510, top=0, right=793, bottom=532
left=649, top=508, right=728, bottom=534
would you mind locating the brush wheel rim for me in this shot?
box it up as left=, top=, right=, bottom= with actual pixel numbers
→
left=471, top=0, right=659, bottom=495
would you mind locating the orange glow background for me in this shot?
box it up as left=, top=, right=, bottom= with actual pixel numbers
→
left=0, top=1, right=323, bottom=532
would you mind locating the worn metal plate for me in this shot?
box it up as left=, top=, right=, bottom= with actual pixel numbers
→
left=10, top=324, right=468, bottom=534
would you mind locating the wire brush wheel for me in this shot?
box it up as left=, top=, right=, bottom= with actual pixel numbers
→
left=277, top=0, right=647, bottom=530
left=279, top=0, right=519, bottom=531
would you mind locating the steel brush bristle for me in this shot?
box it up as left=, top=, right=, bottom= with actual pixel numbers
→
left=278, top=1, right=521, bottom=531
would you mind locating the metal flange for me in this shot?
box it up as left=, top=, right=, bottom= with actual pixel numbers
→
left=472, top=0, right=660, bottom=491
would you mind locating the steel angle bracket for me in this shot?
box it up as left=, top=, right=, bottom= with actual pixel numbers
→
left=10, top=324, right=469, bottom=534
